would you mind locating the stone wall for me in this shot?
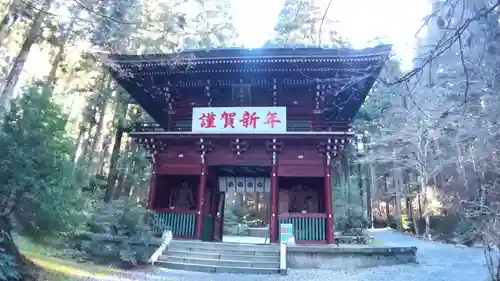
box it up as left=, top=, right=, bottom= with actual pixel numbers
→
left=287, top=245, right=417, bottom=269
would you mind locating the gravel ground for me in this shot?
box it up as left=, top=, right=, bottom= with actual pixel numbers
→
left=87, top=229, right=490, bottom=281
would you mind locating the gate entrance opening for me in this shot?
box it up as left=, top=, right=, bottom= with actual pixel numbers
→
left=215, top=165, right=271, bottom=244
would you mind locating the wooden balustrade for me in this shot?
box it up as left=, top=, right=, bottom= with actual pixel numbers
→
left=152, top=209, right=197, bottom=238
left=287, top=120, right=349, bottom=132
left=133, top=120, right=349, bottom=133
left=278, top=213, right=326, bottom=243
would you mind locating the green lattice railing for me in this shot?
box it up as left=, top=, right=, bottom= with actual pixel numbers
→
left=152, top=210, right=196, bottom=237
left=278, top=213, right=326, bottom=242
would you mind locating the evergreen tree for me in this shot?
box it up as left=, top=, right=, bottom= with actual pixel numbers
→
left=0, top=84, right=90, bottom=279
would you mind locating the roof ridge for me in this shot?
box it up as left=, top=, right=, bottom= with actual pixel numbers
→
left=100, top=45, right=392, bottom=65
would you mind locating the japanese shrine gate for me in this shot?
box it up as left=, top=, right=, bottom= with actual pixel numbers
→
left=103, top=45, right=391, bottom=244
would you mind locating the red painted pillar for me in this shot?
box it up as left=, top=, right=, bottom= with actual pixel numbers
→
left=324, top=153, right=334, bottom=244
left=195, top=153, right=207, bottom=240
left=270, top=151, right=279, bottom=243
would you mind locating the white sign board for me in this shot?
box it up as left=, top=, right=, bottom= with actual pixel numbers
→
left=192, top=107, right=287, bottom=134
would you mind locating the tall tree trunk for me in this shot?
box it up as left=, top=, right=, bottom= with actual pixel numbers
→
left=394, top=168, right=403, bottom=229
left=114, top=138, right=132, bottom=198
left=79, top=126, right=93, bottom=165
left=0, top=0, right=52, bottom=108
left=43, top=8, right=81, bottom=95
left=98, top=134, right=112, bottom=175
left=415, top=197, right=423, bottom=235
left=410, top=172, right=421, bottom=235
left=343, top=154, right=351, bottom=206
left=130, top=163, right=150, bottom=203
left=337, top=157, right=346, bottom=217
left=456, top=143, right=468, bottom=191
left=123, top=141, right=140, bottom=198
left=357, top=162, right=365, bottom=221
left=420, top=174, right=431, bottom=239
left=469, top=146, right=485, bottom=210
left=104, top=92, right=128, bottom=202
left=114, top=105, right=143, bottom=198
left=383, top=174, right=389, bottom=219
left=116, top=106, right=143, bottom=198
left=72, top=125, right=87, bottom=166
left=392, top=150, right=402, bottom=229
left=88, top=77, right=111, bottom=175
left=105, top=127, right=124, bottom=202
left=80, top=79, right=107, bottom=168
left=368, top=162, right=376, bottom=228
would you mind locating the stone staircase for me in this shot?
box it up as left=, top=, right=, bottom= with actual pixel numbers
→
left=156, top=240, right=281, bottom=274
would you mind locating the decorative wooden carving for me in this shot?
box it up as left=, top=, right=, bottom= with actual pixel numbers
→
left=166, top=81, right=174, bottom=114
left=196, top=139, right=214, bottom=153
left=135, top=137, right=168, bottom=156
left=315, top=82, right=320, bottom=111
left=205, top=79, right=212, bottom=107
left=317, top=138, right=348, bottom=157
left=265, top=139, right=284, bottom=153
left=230, top=138, right=249, bottom=156
left=320, top=83, right=326, bottom=110
left=272, top=77, right=277, bottom=106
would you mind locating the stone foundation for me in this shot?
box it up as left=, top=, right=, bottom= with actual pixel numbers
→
left=334, top=236, right=369, bottom=245
left=287, top=245, right=417, bottom=270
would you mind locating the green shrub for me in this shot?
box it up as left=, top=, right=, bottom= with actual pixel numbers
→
left=0, top=86, right=93, bottom=239
left=224, top=205, right=250, bottom=235
left=0, top=86, right=93, bottom=279
left=0, top=236, right=21, bottom=281
left=74, top=199, right=153, bottom=268
left=87, top=199, right=151, bottom=236
left=336, top=204, right=369, bottom=233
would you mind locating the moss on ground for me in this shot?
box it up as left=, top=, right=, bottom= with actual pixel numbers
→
left=14, top=234, right=122, bottom=281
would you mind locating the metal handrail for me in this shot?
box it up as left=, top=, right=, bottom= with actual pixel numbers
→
left=148, top=230, right=173, bottom=265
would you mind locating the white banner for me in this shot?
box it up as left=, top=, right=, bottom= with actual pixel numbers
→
left=192, top=107, right=287, bottom=134
left=235, top=177, right=246, bottom=193
left=218, top=177, right=271, bottom=193
left=255, top=177, right=265, bottom=192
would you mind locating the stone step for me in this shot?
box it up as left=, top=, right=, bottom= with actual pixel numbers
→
left=160, top=256, right=279, bottom=268
left=155, top=261, right=280, bottom=274
left=168, top=242, right=279, bottom=255
left=169, top=240, right=279, bottom=251
left=164, top=250, right=280, bottom=262
left=167, top=245, right=280, bottom=256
